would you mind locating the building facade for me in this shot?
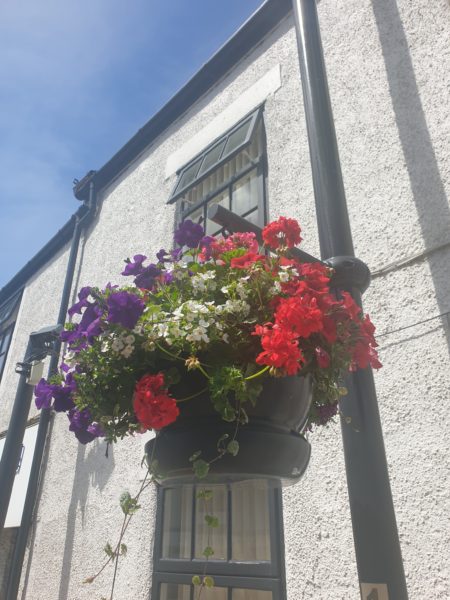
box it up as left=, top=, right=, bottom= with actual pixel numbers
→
left=0, top=0, right=449, bottom=598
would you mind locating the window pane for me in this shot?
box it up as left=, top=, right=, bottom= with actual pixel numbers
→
left=160, top=583, right=190, bottom=600
left=201, top=586, right=228, bottom=600
left=242, top=209, right=260, bottom=227
left=177, top=157, right=203, bottom=192
left=232, top=589, right=273, bottom=600
left=232, top=169, right=258, bottom=216
left=183, top=206, right=205, bottom=229
left=231, top=480, right=271, bottom=561
left=195, top=485, right=228, bottom=560
left=162, top=486, right=193, bottom=559
left=224, top=118, right=252, bottom=156
left=205, top=191, right=230, bottom=235
left=198, top=140, right=227, bottom=176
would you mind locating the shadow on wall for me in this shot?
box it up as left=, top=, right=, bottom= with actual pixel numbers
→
left=371, top=0, right=450, bottom=353
left=55, top=440, right=115, bottom=600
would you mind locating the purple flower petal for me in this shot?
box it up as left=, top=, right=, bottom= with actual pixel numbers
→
left=174, top=220, right=204, bottom=248
left=133, top=264, right=160, bottom=289
left=34, top=379, right=54, bottom=410
left=121, top=254, right=147, bottom=276
left=106, top=291, right=145, bottom=329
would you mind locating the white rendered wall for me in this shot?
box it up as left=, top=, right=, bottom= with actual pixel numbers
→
left=1, top=1, right=448, bottom=598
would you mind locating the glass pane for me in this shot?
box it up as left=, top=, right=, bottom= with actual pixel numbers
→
left=232, top=169, right=258, bottom=216
left=231, top=480, right=271, bottom=561
left=241, top=209, right=260, bottom=227
left=162, top=486, right=193, bottom=559
left=195, top=485, right=228, bottom=560
left=205, top=191, right=230, bottom=235
left=177, top=157, right=203, bottom=192
left=160, top=583, right=190, bottom=600
left=224, top=118, right=252, bottom=157
left=198, top=140, right=227, bottom=176
left=201, top=586, right=228, bottom=600
left=232, top=589, right=273, bottom=600
left=183, top=206, right=205, bottom=230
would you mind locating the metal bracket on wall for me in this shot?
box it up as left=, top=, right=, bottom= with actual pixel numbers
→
left=207, top=205, right=371, bottom=294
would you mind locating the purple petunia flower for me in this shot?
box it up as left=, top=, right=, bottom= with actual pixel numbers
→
left=106, top=291, right=145, bottom=329
left=121, top=254, right=148, bottom=277
left=133, top=263, right=161, bottom=289
left=174, top=220, right=204, bottom=248
left=68, top=408, right=103, bottom=444
left=34, top=378, right=55, bottom=410
left=156, top=248, right=169, bottom=263
left=162, top=272, right=174, bottom=285
left=68, top=286, right=92, bottom=317
left=170, top=247, right=183, bottom=262
left=78, top=303, right=104, bottom=341
left=52, top=372, right=77, bottom=412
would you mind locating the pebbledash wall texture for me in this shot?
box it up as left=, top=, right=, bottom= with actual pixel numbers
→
left=0, top=0, right=449, bottom=598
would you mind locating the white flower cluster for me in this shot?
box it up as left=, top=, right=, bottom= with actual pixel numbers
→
left=190, top=270, right=217, bottom=296
left=216, top=299, right=250, bottom=318
left=111, top=332, right=135, bottom=358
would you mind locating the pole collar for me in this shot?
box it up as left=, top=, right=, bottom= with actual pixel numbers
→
left=326, top=256, right=371, bottom=293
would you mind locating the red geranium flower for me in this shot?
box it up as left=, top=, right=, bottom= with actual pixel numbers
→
left=274, top=295, right=324, bottom=338
left=254, top=324, right=304, bottom=375
left=262, top=216, right=302, bottom=250
left=230, top=252, right=265, bottom=270
left=133, top=373, right=179, bottom=430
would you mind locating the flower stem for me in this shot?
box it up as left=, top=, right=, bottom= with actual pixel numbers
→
left=244, top=365, right=269, bottom=381
left=176, top=387, right=208, bottom=402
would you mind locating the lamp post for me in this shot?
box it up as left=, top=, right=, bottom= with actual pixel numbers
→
left=291, top=1, right=408, bottom=598
left=0, top=325, right=61, bottom=531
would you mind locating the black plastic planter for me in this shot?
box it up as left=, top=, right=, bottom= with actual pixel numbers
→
left=145, top=375, right=312, bottom=486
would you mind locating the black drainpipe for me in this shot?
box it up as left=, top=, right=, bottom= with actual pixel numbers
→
left=6, top=180, right=97, bottom=600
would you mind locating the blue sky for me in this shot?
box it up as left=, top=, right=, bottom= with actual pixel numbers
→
left=0, top=0, right=264, bottom=290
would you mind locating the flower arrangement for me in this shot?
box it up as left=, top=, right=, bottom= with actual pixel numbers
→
left=35, top=215, right=381, bottom=452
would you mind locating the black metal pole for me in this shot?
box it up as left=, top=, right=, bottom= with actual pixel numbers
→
left=291, top=1, right=408, bottom=598
left=0, top=341, right=34, bottom=531
left=5, top=183, right=95, bottom=600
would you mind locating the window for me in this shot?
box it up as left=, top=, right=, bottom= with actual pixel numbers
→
left=168, top=107, right=267, bottom=235
left=157, top=109, right=282, bottom=599
left=152, top=480, right=287, bottom=600
left=0, top=292, right=21, bottom=383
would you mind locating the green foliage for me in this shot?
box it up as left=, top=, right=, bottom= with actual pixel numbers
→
left=104, top=542, right=114, bottom=558
left=203, top=576, right=215, bottom=588
left=227, top=440, right=239, bottom=456
left=193, top=459, right=210, bottom=479
left=192, top=575, right=201, bottom=586
left=196, top=489, right=213, bottom=501
left=119, top=491, right=140, bottom=515
left=202, top=546, right=214, bottom=558
left=204, top=515, right=219, bottom=528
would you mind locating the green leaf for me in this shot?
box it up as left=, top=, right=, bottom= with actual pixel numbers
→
left=202, top=545, right=214, bottom=558
left=196, top=489, right=213, bottom=501
left=203, top=576, right=215, bottom=588
left=104, top=542, right=114, bottom=558
left=189, top=451, right=201, bottom=463
left=193, top=459, right=209, bottom=479
left=204, top=514, right=219, bottom=528
left=227, top=440, right=239, bottom=456
left=192, top=575, right=201, bottom=586
left=120, top=543, right=127, bottom=556
left=120, top=491, right=140, bottom=515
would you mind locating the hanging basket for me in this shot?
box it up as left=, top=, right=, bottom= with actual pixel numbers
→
left=145, top=375, right=312, bottom=486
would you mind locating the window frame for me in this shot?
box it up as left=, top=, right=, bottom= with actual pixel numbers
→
left=168, top=107, right=264, bottom=206
left=152, top=484, right=287, bottom=600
